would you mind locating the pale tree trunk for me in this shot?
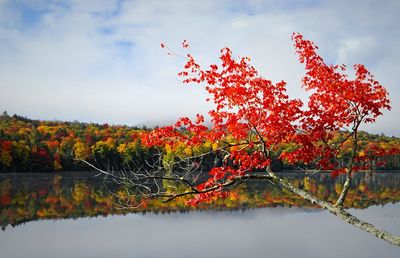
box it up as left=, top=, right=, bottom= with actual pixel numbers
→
left=336, top=174, right=352, bottom=206
left=336, top=127, right=359, bottom=207
left=266, top=166, right=400, bottom=246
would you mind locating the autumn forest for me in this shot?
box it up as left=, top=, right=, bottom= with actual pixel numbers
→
left=0, top=111, right=399, bottom=173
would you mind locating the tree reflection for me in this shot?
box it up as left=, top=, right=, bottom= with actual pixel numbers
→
left=1, top=172, right=400, bottom=230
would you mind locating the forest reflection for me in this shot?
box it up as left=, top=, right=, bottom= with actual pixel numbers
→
left=1, top=172, right=400, bottom=230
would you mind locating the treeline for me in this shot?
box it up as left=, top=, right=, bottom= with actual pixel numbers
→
left=0, top=111, right=399, bottom=172
left=0, top=112, right=154, bottom=172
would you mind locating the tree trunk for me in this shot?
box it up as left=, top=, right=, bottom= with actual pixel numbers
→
left=266, top=167, right=400, bottom=246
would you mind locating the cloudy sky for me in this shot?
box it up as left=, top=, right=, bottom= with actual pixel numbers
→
left=0, top=0, right=399, bottom=136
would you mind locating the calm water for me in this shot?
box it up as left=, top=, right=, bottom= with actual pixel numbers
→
left=1, top=172, right=400, bottom=258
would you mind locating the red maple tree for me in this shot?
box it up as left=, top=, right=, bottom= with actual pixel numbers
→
left=144, top=33, right=392, bottom=200
left=139, top=33, right=399, bottom=245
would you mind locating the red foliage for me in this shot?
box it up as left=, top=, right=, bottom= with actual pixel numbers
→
left=146, top=33, right=392, bottom=205
left=0, top=194, right=11, bottom=206
left=31, top=147, right=52, bottom=171
left=283, top=33, right=391, bottom=166
left=45, top=196, right=59, bottom=204
left=1, top=140, right=12, bottom=151
left=330, top=168, right=347, bottom=180
left=38, top=189, right=48, bottom=197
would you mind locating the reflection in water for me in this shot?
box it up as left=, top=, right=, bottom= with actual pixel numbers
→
left=1, top=172, right=400, bottom=230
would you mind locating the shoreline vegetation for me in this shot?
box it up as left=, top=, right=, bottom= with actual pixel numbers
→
left=1, top=111, right=400, bottom=173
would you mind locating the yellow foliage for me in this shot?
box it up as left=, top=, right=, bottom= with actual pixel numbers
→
left=303, top=177, right=311, bottom=191
left=212, top=142, right=219, bottom=151
left=292, top=179, right=300, bottom=188
left=116, top=189, right=128, bottom=200
left=53, top=160, right=62, bottom=171
left=37, top=125, right=49, bottom=134
left=105, top=137, right=114, bottom=146
left=204, top=140, right=212, bottom=149
left=117, top=143, right=126, bottom=154
left=72, top=182, right=88, bottom=203
left=192, top=145, right=202, bottom=155
left=335, top=183, right=343, bottom=195
left=165, top=144, right=172, bottom=154
left=184, top=146, right=192, bottom=156
left=0, top=149, right=12, bottom=167
left=358, top=183, right=367, bottom=192
left=73, top=141, right=89, bottom=159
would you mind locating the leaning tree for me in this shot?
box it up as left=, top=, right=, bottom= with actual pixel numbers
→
left=84, top=33, right=400, bottom=246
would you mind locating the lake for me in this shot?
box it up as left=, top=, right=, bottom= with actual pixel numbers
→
left=1, top=171, right=400, bottom=258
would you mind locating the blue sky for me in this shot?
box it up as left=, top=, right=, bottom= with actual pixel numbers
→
left=0, top=0, right=399, bottom=136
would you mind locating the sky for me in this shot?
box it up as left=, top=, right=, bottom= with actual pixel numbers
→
left=0, top=0, right=399, bottom=136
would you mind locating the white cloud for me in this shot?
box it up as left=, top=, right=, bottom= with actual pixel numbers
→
left=337, top=36, right=378, bottom=65
left=0, top=0, right=399, bottom=135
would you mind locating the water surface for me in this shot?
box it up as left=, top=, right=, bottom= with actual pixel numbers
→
left=1, top=172, right=399, bottom=258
